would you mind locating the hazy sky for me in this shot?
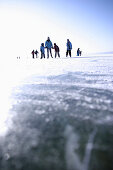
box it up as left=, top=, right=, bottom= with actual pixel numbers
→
left=0, top=0, right=113, bottom=59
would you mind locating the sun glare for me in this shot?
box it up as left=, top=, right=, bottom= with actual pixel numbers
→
left=0, top=6, right=87, bottom=61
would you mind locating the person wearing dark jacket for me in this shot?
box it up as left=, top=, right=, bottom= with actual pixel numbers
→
left=77, top=48, right=80, bottom=56
left=53, top=43, right=60, bottom=58
left=35, top=50, right=39, bottom=58
left=79, top=50, right=82, bottom=56
left=31, top=50, right=35, bottom=59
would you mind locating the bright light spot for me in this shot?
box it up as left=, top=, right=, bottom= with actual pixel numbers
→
left=0, top=6, right=88, bottom=61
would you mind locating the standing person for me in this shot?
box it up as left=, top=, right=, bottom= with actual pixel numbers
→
left=35, top=50, right=39, bottom=58
left=79, top=50, right=82, bottom=56
left=77, top=48, right=80, bottom=56
left=53, top=43, right=60, bottom=58
left=66, top=39, right=72, bottom=57
left=31, top=50, right=35, bottom=59
left=40, top=43, right=45, bottom=59
left=45, top=37, right=53, bottom=58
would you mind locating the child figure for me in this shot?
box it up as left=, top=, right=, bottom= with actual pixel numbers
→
left=40, top=43, right=45, bottom=59
left=79, top=51, right=82, bottom=56
left=54, top=43, right=60, bottom=58
left=35, top=50, right=39, bottom=58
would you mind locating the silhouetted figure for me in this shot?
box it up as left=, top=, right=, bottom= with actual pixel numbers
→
left=45, top=37, right=53, bottom=58
left=53, top=43, right=60, bottom=58
left=77, top=48, right=80, bottom=56
left=40, top=43, right=45, bottom=59
left=31, top=50, right=35, bottom=59
left=79, top=51, right=82, bottom=56
left=35, top=50, right=39, bottom=58
left=66, top=39, right=72, bottom=57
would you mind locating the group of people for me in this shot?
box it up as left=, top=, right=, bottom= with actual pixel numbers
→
left=31, top=50, right=39, bottom=59
left=31, top=37, right=82, bottom=59
left=40, top=37, right=60, bottom=59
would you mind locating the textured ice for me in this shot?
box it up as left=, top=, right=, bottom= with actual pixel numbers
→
left=0, top=55, right=113, bottom=170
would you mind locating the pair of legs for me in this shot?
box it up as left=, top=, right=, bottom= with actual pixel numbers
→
left=47, top=48, right=53, bottom=58
left=55, top=51, right=60, bottom=58
left=66, top=50, right=71, bottom=57
left=40, top=53, right=45, bottom=59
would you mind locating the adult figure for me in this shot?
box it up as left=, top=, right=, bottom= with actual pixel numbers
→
left=53, top=43, right=60, bottom=58
left=31, top=50, right=35, bottom=59
left=77, top=48, right=80, bottom=56
left=45, top=37, right=53, bottom=58
left=66, top=39, right=72, bottom=57
left=40, top=43, right=45, bottom=59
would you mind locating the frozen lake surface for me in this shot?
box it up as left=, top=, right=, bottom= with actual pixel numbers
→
left=0, top=55, right=113, bottom=170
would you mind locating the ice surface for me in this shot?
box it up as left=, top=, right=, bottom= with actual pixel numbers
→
left=0, top=55, right=113, bottom=170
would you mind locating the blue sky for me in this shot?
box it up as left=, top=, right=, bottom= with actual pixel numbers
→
left=0, top=0, right=113, bottom=58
